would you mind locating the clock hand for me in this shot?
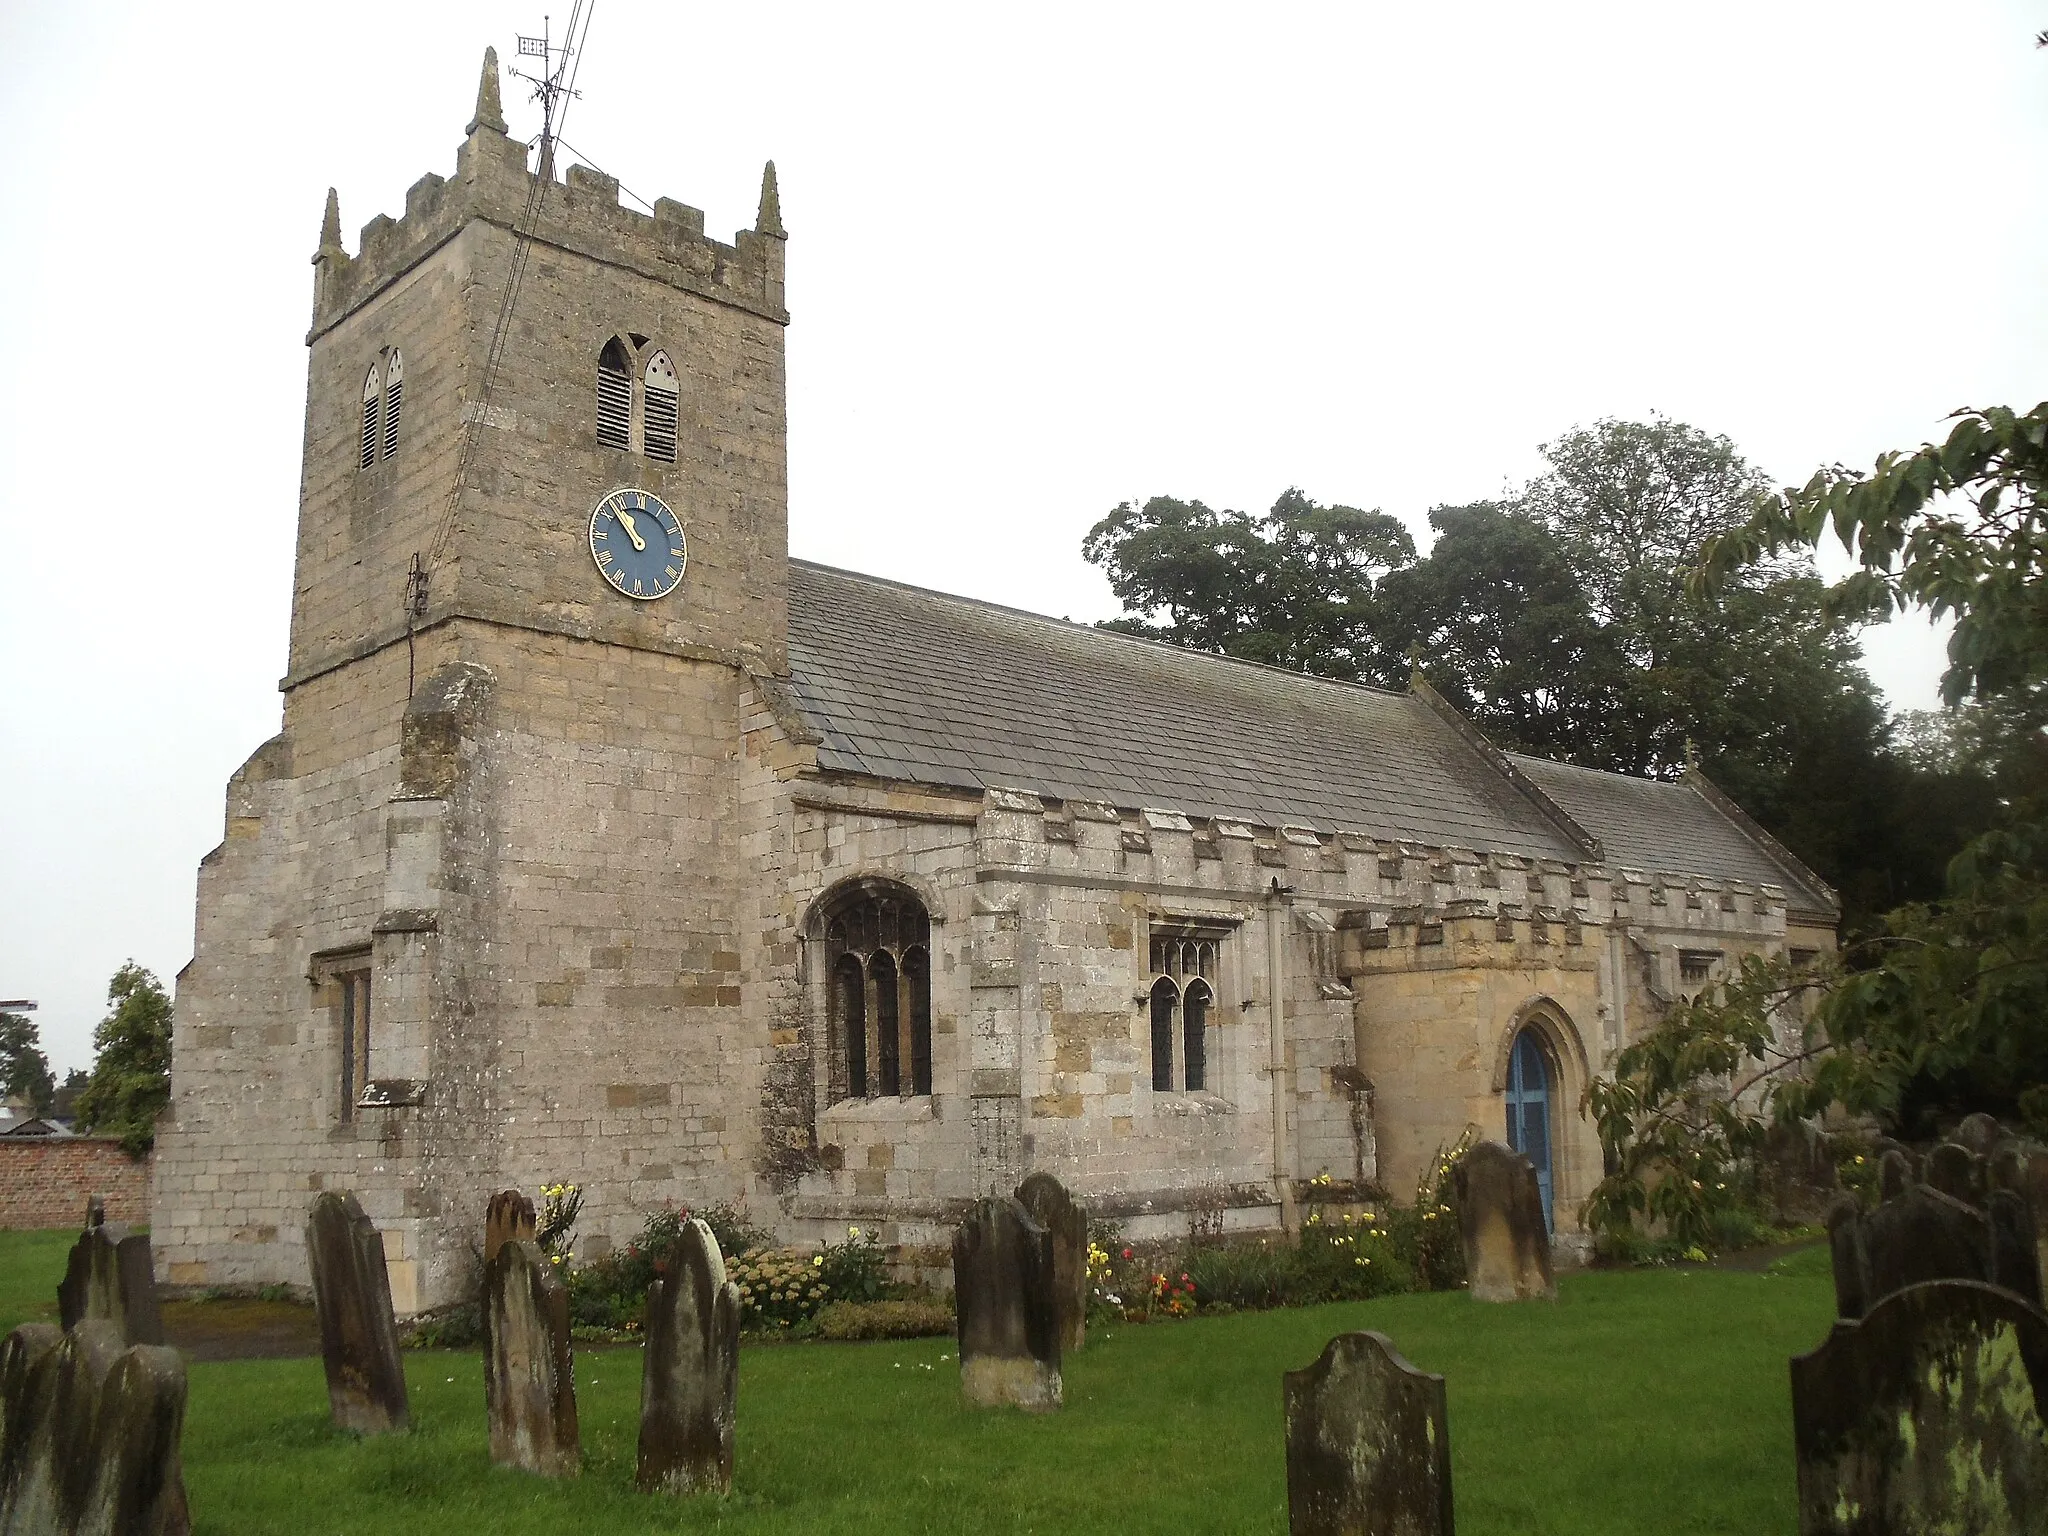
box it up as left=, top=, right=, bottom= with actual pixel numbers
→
left=616, top=509, right=647, bottom=552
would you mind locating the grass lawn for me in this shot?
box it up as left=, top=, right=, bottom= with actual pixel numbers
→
left=0, top=1231, right=1836, bottom=1534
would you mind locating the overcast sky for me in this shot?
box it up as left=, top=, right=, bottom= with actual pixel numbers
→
left=2, top=2, right=2043, bottom=1076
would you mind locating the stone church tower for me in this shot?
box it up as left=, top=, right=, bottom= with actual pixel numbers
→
left=153, top=53, right=796, bottom=1310
left=159, top=50, right=1838, bottom=1314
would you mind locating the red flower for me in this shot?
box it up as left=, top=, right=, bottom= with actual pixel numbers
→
left=1121, top=1248, right=1133, bottom=1260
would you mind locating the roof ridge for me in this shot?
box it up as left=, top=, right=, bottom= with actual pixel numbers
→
left=790, top=556, right=1417, bottom=703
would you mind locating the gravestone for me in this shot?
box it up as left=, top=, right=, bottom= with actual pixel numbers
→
left=953, top=1196, right=1062, bottom=1411
left=482, top=1237, right=578, bottom=1476
left=305, top=1191, right=410, bottom=1434
left=1283, top=1331, right=1452, bottom=1536
left=1451, top=1141, right=1555, bottom=1302
left=1954, top=1112, right=2005, bottom=1158
left=1791, top=1279, right=2048, bottom=1535
left=637, top=1218, right=740, bottom=1495
left=1829, top=1181, right=2043, bottom=1319
left=1876, top=1148, right=1913, bottom=1201
left=1014, top=1172, right=1087, bottom=1354
left=484, top=1189, right=536, bottom=1266
left=56, top=1208, right=164, bottom=1347
left=1924, top=1141, right=1984, bottom=1205
left=0, top=1319, right=191, bottom=1536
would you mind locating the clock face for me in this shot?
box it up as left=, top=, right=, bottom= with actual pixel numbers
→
left=588, top=487, right=686, bottom=601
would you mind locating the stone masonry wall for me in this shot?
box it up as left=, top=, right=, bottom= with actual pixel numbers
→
left=0, top=1141, right=150, bottom=1230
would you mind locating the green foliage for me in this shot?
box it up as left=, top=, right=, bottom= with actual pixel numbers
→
left=49, top=1068, right=87, bottom=1120
left=0, top=1012, right=54, bottom=1114
left=812, top=1297, right=953, bottom=1341
left=729, top=1247, right=835, bottom=1330
left=73, top=962, right=172, bottom=1157
left=1082, top=489, right=1415, bottom=683
left=812, top=1224, right=887, bottom=1306
left=564, top=1201, right=771, bottom=1333
left=1402, top=1128, right=1473, bottom=1291
left=535, top=1182, right=581, bottom=1261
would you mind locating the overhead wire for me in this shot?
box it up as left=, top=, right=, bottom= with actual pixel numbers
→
left=416, top=1, right=597, bottom=601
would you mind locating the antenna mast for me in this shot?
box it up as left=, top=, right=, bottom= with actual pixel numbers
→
left=512, top=6, right=586, bottom=182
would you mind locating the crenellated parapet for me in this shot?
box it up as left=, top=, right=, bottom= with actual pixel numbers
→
left=309, top=48, right=787, bottom=342
left=961, top=784, right=1788, bottom=943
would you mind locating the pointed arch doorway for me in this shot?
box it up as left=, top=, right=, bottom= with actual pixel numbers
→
left=1504, top=1029, right=1554, bottom=1233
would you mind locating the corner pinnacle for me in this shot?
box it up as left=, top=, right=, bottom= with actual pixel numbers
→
left=468, top=46, right=507, bottom=136
left=316, top=187, right=342, bottom=258
left=755, top=160, right=786, bottom=239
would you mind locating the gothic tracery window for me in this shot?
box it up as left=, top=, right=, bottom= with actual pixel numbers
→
left=1148, top=929, right=1219, bottom=1092
left=359, top=363, right=382, bottom=470
left=596, top=337, right=633, bottom=451
left=643, top=351, right=679, bottom=463
left=822, top=883, right=933, bottom=1102
left=380, top=348, right=404, bottom=459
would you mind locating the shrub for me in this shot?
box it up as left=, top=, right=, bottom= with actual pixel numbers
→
left=1388, top=1129, right=1472, bottom=1291
left=730, top=1247, right=834, bottom=1329
left=814, top=1298, right=954, bottom=1341
left=816, top=1225, right=888, bottom=1305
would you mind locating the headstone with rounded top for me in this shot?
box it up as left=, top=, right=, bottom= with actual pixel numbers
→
left=1284, top=1330, right=1452, bottom=1536
left=1791, top=1279, right=2048, bottom=1535
left=1954, top=1111, right=2005, bottom=1158
left=1828, top=1180, right=2043, bottom=1319
left=954, top=1196, right=1062, bottom=1411
left=1877, top=1148, right=1913, bottom=1201
left=1451, top=1141, right=1555, bottom=1302
left=305, top=1191, right=410, bottom=1434
left=57, top=1201, right=164, bottom=1348
left=1924, top=1141, right=1984, bottom=1205
left=484, top=1189, right=537, bottom=1266
left=637, top=1218, right=740, bottom=1495
left=482, top=1236, right=578, bottom=1476
left=1014, top=1172, right=1087, bottom=1354
left=0, top=1319, right=190, bottom=1535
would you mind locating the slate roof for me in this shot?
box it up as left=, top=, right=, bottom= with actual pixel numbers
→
left=785, top=559, right=1834, bottom=913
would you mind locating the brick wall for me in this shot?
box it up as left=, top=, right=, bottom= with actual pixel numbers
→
left=0, top=1140, right=151, bottom=1229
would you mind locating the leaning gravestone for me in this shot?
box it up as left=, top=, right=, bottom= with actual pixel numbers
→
left=482, top=1237, right=578, bottom=1476
left=1014, top=1172, right=1088, bottom=1354
left=637, top=1218, right=740, bottom=1495
left=0, top=1319, right=190, bottom=1535
left=305, top=1191, right=410, bottom=1434
left=1827, top=1182, right=2042, bottom=1319
left=1283, top=1330, right=1452, bottom=1536
left=484, top=1189, right=536, bottom=1266
left=1451, top=1141, right=1555, bottom=1303
left=953, top=1196, right=1062, bottom=1411
left=1791, top=1279, right=2048, bottom=1534
left=57, top=1199, right=164, bottom=1347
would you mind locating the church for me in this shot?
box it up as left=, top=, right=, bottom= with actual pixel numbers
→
left=151, top=52, right=1837, bottom=1312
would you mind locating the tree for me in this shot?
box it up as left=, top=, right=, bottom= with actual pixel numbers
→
left=50, top=1068, right=89, bottom=1121
left=0, top=1012, right=54, bottom=1114
left=73, top=962, right=173, bottom=1158
left=1377, top=502, right=1629, bottom=764
left=1588, top=402, right=2048, bottom=1238
left=1082, top=489, right=1415, bottom=683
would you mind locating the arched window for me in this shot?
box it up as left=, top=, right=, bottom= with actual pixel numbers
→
left=596, top=338, right=632, bottom=450
left=380, top=348, right=404, bottom=460
left=1183, top=979, right=1212, bottom=1092
left=1150, top=978, right=1178, bottom=1092
left=359, top=363, right=382, bottom=470
left=821, top=882, right=933, bottom=1103
left=1147, top=926, right=1221, bottom=1093
left=643, top=351, right=679, bottom=463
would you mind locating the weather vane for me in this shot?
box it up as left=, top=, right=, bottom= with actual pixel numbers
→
left=510, top=6, right=588, bottom=181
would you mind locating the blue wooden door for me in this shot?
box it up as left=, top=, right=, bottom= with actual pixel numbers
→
left=1505, top=1030, right=1554, bottom=1233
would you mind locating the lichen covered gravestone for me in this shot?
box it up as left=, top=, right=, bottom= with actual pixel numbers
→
left=637, top=1218, right=740, bottom=1495
left=305, top=1191, right=410, bottom=1434
left=953, top=1196, right=1062, bottom=1411
left=482, top=1237, right=579, bottom=1476
left=1014, top=1171, right=1088, bottom=1354
left=1451, top=1141, right=1555, bottom=1303
left=56, top=1197, right=164, bottom=1347
left=1284, top=1331, right=1452, bottom=1536
left=1791, top=1279, right=2048, bottom=1535
left=484, top=1189, right=536, bottom=1266
left=0, top=1319, right=190, bottom=1535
